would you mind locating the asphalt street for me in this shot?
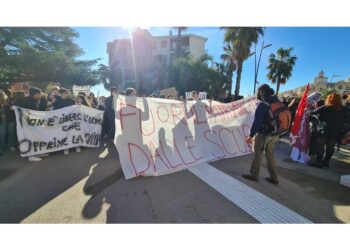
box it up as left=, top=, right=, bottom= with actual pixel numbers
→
left=0, top=140, right=349, bottom=223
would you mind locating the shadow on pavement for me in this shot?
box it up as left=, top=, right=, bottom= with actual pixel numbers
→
left=0, top=139, right=120, bottom=223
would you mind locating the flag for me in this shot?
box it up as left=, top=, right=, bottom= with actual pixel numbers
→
left=291, top=84, right=310, bottom=137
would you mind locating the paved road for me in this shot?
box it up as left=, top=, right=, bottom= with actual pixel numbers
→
left=0, top=140, right=349, bottom=223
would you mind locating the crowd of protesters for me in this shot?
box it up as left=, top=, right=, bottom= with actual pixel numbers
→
left=1, top=84, right=350, bottom=174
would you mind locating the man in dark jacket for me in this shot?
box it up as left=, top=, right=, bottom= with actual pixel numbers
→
left=105, top=86, right=118, bottom=139
left=242, top=84, right=280, bottom=185
left=53, top=88, right=75, bottom=110
left=23, top=87, right=42, bottom=110
left=22, top=88, right=50, bottom=161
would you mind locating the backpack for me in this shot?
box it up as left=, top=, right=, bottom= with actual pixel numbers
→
left=263, top=101, right=292, bottom=136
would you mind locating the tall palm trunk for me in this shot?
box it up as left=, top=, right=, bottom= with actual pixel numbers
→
left=276, top=75, right=281, bottom=96
left=234, top=60, right=243, bottom=97
left=227, top=69, right=233, bottom=97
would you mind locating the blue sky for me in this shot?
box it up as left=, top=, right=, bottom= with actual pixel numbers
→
left=74, top=27, right=350, bottom=97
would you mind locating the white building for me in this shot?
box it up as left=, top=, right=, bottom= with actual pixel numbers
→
left=107, top=29, right=207, bottom=93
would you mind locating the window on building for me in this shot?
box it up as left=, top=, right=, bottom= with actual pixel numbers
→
left=181, top=36, right=190, bottom=46
left=161, top=40, right=167, bottom=48
left=338, top=85, right=343, bottom=90
left=152, top=41, right=156, bottom=49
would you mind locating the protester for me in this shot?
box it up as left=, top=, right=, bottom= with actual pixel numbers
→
left=125, top=87, right=137, bottom=96
left=242, top=84, right=281, bottom=185
left=39, top=93, right=49, bottom=111
left=309, top=99, right=325, bottom=156
left=48, top=86, right=60, bottom=110
left=89, top=92, right=98, bottom=107
left=104, top=87, right=118, bottom=139
left=13, top=91, right=26, bottom=108
left=167, top=94, right=174, bottom=99
left=0, top=90, right=8, bottom=156
left=75, top=94, right=91, bottom=107
left=53, top=88, right=75, bottom=110
left=159, top=94, right=165, bottom=99
left=23, top=87, right=42, bottom=111
left=4, top=90, right=17, bottom=151
left=308, top=93, right=349, bottom=168
left=97, top=96, right=107, bottom=138
left=23, top=87, right=49, bottom=161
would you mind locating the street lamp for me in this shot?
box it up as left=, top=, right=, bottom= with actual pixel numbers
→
left=253, top=41, right=272, bottom=94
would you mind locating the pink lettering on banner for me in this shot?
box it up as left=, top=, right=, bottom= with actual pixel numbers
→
left=140, top=109, right=155, bottom=136
left=116, top=97, right=256, bottom=179
left=171, top=104, right=187, bottom=125
left=159, top=139, right=182, bottom=169
left=128, top=143, right=150, bottom=177
left=173, top=138, right=197, bottom=165
left=185, top=136, right=203, bottom=161
left=204, top=130, right=226, bottom=159
left=119, top=106, right=137, bottom=130
left=157, top=105, right=170, bottom=123
left=148, top=140, right=169, bottom=172
left=218, top=128, right=238, bottom=156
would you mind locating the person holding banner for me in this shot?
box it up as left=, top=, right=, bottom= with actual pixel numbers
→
left=53, top=88, right=75, bottom=110
left=242, top=84, right=281, bottom=185
left=22, top=88, right=50, bottom=161
left=105, top=87, right=118, bottom=139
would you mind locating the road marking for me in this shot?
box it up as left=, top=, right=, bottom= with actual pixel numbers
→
left=189, top=162, right=312, bottom=224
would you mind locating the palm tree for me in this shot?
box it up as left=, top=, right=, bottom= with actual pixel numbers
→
left=266, top=47, right=297, bottom=95
left=220, top=43, right=237, bottom=98
left=222, top=27, right=264, bottom=97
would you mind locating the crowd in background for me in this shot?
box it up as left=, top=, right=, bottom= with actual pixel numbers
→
left=1, top=85, right=350, bottom=169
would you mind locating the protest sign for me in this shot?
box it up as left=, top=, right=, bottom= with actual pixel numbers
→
left=185, top=92, right=207, bottom=100
left=160, top=87, right=178, bottom=99
left=73, top=85, right=90, bottom=96
left=14, top=105, right=104, bottom=157
left=113, top=95, right=257, bottom=179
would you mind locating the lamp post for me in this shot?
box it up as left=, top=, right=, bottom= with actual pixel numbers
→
left=253, top=41, right=272, bottom=94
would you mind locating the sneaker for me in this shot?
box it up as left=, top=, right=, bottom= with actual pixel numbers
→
left=75, top=147, right=81, bottom=153
left=63, top=149, right=69, bottom=155
left=242, top=174, right=259, bottom=182
left=265, top=177, right=279, bottom=185
left=28, top=156, right=42, bottom=162
left=10, top=147, right=16, bottom=151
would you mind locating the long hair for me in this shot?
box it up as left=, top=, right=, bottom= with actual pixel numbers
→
left=0, top=91, right=8, bottom=107
left=76, top=94, right=91, bottom=107
left=325, top=93, right=342, bottom=111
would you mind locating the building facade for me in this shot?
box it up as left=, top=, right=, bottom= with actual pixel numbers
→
left=107, top=29, right=207, bottom=94
left=280, top=70, right=350, bottom=97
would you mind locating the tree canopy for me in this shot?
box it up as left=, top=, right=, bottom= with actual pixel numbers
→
left=0, top=27, right=100, bottom=88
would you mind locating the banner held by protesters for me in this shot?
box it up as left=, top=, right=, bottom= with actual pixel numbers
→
left=113, top=95, right=257, bottom=179
left=14, top=105, right=104, bottom=157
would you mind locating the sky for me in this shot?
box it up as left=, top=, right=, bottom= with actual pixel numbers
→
left=74, top=27, right=350, bottom=97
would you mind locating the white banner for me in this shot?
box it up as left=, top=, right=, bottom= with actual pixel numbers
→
left=73, top=85, right=90, bottom=96
left=114, top=96, right=257, bottom=179
left=14, top=105, right=104, bottom=157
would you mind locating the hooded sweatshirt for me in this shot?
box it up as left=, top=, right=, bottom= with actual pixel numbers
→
left=249, top=95, right=279, bottom=137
